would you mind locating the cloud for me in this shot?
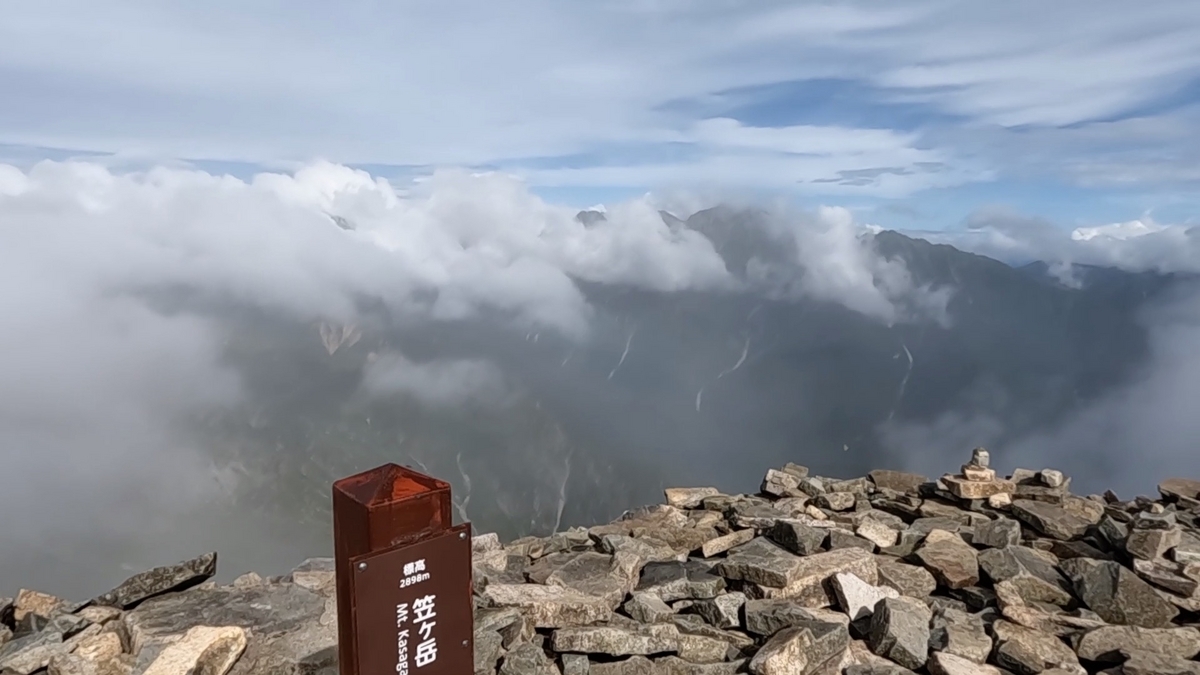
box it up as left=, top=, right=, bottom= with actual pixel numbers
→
left=3, top=1, right=1198, bottom=199
left=519, top=119, right=987, bottom=197
left=361, top=353, right=512, bottom=408
left=882, top=282, right=1200, bottom=499
left=0, top=159, right=960, bottom=591
left=746, top=205, right=953, bottom=324
left=916, top=206, right=1200, bottom=275
left=998, top=283, right=1200, bottom=497
left=0, top=159, right=734, bottom=593
left=880, top=209, right=1200, bottom=499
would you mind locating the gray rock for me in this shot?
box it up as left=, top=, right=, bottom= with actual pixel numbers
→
left=867, top=471, right=928, bottom=493
left=700, top=529, right=756, bottom=558
left=876, top=560, right=937, bottom=599
left=656, top=655, right=744, bottom=674
left=528, top=552, right=585, bottom=584
left=798, top=477, right=827, bottom=497
left=977, top=546, right=1072, bottom=606
left=636, top=560, right=726, bottom=603
left=1074, top=625, right=1200, bottom=663
left=762, top=469, right=803, bottom=498
left=692, top=592, right=745, bottom=629
left=499, top=641, right=559, bottom=675
left=926, top=652, right=1008, bottom=675
left=545, top=552, right=641, bottom=608
left=599, top=535, right=685, bottom=565
left=624, top=592, right=675, bottom=623
left=816, top=492, right=856, bottom=512
left=743, top=599, right=831, bottom=637
left=472, top=532, right=503, bottom=555
left=140, top=625, right=246, bottom=675
left=729, top=502, right=790, bottom=530
left=671, top=614, right=756, bottom=653
left=914, top=530, right=979, bottom=590
left=1133, top=510, right=1177, bottom=530
left=715, top=538, right=806, bottom=588
left=1059, top=558, right=1179, bottom=627
left=675, top=632, right=729, bottom=663
left=855, top=519, right=900, bottom=549
left=748, top=621, right=848, bottom=675
left=844, top=665, right=917, bottom=675
left=1039, top=469, right=1065, bottom=488
left=947, top=586, right=996, bottom=612
left=973, top=518, right=1022, bottom=549
left=1131, top=557, right=1200, bottom=596
left=929, top=607, right=992, bottom=664
left=551, top=623, right=679, bottom=656
left=827, top=477, right=872, bottom=496
left=0, top=630, right=66, bottom=675
left=474, top=628, right=504, bottom=674
left=910, top=517, right=963, bottom=535
left=828, top=530, right=877, bottom=553
left=1119, top=648, right=1200, bottom=675
left=768, top=521, right=828, bottom=556
left=1126, top=526, right=1182, bottom=561
left=483, top=584, right=614, bottom=628
left=1175, top=531, right=1200, bottom=564
left=44, top=613, right=90, bottom=640
left=560, top=653, right=588, bottom=675
left=475, top=551, right=528, bottom=588
left=1010, top=501, right=1092, bottom=541
left=96, top=553, right=217, bottom=609
left=121, top=581, right=334, bottom=675
left=831, top=573, right=898, bottom=622
left=13, top=589, right=69, bottom=624
left=751, top=548, right=878, bottom=609
left=867, top=596, right=931, bottom=670
left=1097, top=515, right=1130, bottom=550
left=666, top=487, right=722, bottom=509
left=1159, top=478, right=1200, bottom=502
left=991, top=620, right=1083, bottom=675
left=588, top=655, right=657, bottom=675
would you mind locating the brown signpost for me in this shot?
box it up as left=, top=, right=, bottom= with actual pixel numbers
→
left=333, top=463, right=474, bottom=675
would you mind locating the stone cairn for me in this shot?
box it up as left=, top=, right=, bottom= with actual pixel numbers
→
left=4, top=453, right=1200, bottom=675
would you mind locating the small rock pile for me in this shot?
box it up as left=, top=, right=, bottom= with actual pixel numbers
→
left=4, top=451, right=1200, bottom=675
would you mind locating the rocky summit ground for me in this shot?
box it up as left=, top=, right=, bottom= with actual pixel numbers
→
left=4, top=450, right=1200, bottom=675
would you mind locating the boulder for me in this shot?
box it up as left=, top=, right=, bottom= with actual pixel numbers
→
left=866, top=596, right=931, bottom=670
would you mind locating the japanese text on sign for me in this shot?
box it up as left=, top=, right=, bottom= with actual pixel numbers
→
left=394, top=559, right=438, bottom=672
left=413, top=594, right=438, bottom=667
left=401, top=558, right=430, bottom=587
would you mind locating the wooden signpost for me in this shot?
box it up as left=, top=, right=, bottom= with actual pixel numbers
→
left=332, top=463, right=474, bottom=675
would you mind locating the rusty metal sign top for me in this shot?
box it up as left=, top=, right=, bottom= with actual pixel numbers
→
left=332, top=463, right=472, bottom=675
left=350, top=522, right=474, bottom=675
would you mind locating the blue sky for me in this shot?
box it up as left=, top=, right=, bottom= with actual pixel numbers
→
left=2, top=0, right=1200, bottom=231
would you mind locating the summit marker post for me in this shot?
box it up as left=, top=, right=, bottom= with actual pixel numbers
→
left=332, top=463, right=474, bottom=675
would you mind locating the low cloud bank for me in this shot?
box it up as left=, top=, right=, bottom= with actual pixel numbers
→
left=929, top=206, right=1200, bottom=276
left=0, top=160, right=948, bottom=595
left=880, top=207, right=1200, bottom=497
left=2, top=159, right=1196, bottom=595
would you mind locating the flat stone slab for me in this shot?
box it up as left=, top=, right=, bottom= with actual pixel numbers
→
left=751, top=548, right=878, bottom=608
left=551, top=623, right=680, bottom=656
left=482, top=584, right=614, bottom=628
left=715, top=538, right=807, bottom=588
